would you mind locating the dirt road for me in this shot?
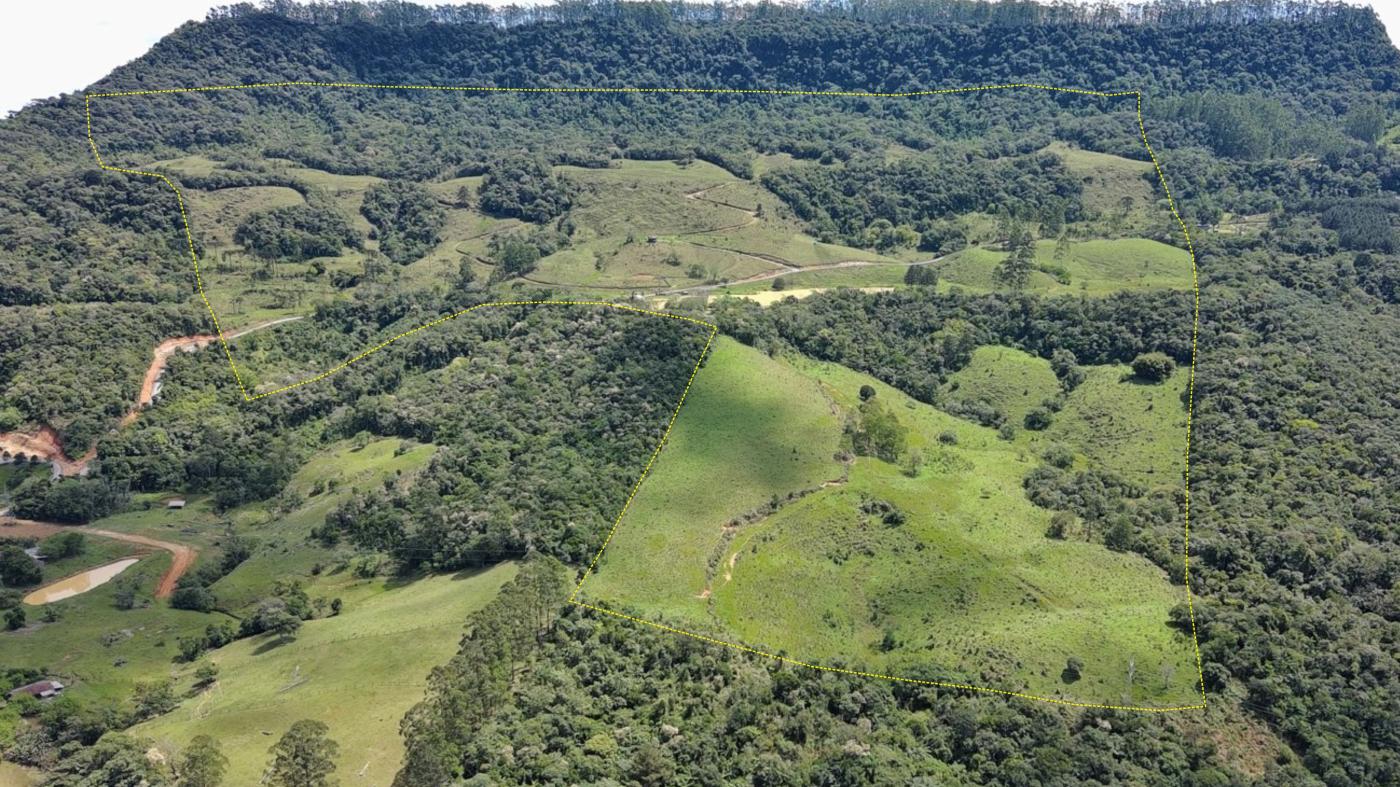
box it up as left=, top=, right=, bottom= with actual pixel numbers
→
left=0, top=517, right=195, bottom=599
left=0, top=315, right=303, bottom=474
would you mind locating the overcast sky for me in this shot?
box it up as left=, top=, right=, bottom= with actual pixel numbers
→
left=2, top=0, right=1397, bottom=116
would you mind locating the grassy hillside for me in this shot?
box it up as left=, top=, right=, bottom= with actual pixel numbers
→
left=713, top=360, right=1198, bottom=705
left=580, top=337, right=844, bottom=620
left=940, top=345, right=1188, bottom=489
left=938, top=237, right=1191, bottom=295
left=941, top=345, right=1061, bottom=426
left=135, top=564, right=517, bottom=786
left=583, top=342, right=1197, bottom=706
left=1044, top=142, right=1156, bottom=218
left=211, top=436, right=437, bottom=612
left=1045, top=363, right=1190, bottom=489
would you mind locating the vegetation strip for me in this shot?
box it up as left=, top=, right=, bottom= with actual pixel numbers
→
left=84, top=80, right=1204, bottom=712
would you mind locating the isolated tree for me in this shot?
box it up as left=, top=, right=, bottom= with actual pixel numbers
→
left=264, top=719, right=339, bottom=787
left=1063, top=656, right=1085, bottom=682
left=177, top=735, right=229, bottom=787
left=132, top=679, right=177, bottom=720
left=255, top=598, right=302, bottom=642
left=993, top=242, right=1034, bottom=291
left=4, top=606, right=24, bottom=630
left=852, top=399, right=908, bottom=463
left=903, top=264, right=938, bottom=286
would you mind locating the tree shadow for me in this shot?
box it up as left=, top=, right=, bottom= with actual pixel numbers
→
left=252, top=634, right=296, bottom=655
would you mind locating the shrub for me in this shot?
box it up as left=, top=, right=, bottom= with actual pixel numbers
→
left=1024, top=406, right=1054, bottom=430
left=1130, top=352, right=1176, bottom=382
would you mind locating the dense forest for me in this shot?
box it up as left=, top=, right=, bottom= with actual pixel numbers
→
left=2, top=1, right=1398, bottom=785
left=3, top=0, right=1396, bottom=434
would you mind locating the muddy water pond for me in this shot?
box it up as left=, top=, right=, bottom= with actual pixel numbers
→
left=23, top=558, right=141, bottom=605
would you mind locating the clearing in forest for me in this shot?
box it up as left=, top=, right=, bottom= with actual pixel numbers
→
left=576, top=339, right=1201, bottom=710
left=85, top=81, right=1202, bottom=711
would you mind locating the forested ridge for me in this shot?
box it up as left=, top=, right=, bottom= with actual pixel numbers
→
left=3, top=0, right=1396, bottom=439
left=1, top=1, right=1398, bottom=785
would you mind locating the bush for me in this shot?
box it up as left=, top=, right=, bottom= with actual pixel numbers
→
left=0, top=545, right=43, bottom=587
left=1130, top=352, right=1176, bottom=382
left=1046, top=511, right=1074, bottom=539
left=170, top=583, right=217, bottom=613
left=1023, top=406, right=1054, bottom=430
left=39, top=531, right=85, bottom=560
left=1041, top=443, right=1074, bottom=469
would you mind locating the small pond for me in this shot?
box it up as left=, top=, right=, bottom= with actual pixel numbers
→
left=23, top=558, right=141, bottom=605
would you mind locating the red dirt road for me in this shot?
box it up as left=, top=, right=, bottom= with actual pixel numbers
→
left=0, top=427, right=94, bottom=475
left=0, top=517, right=196, bottom=599
left=0, top=316, right=303, bottom=474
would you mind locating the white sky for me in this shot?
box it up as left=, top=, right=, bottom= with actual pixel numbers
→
left=1, top=0, right=1398, bottom=116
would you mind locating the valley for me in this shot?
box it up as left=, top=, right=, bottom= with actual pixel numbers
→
left=2, top=1, right=1397, bottom=785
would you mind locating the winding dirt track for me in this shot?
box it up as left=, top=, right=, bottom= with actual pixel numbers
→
left=0, top=316, right=302, bottom=475
left=0, top=518, right=195, bottom=599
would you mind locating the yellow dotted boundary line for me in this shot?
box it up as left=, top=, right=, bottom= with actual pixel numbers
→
left=85, top=81, right=1205, bottom=712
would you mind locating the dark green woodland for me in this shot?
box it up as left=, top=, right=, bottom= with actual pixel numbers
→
left=1, top=1, right=1398, bottom=785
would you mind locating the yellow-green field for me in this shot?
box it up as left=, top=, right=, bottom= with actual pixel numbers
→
left=938, top=237, right=1192, bottom=295
left=135, top=564, right=517, bottom=786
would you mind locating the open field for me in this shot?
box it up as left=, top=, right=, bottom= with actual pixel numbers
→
left=581, top=337, right=845, bottom=620
left=0, top=549, right=232, bottom=705
left=136, top=564, right=517, bottom=787
left=938, top=237, right=1191, bottom=295
left=942, top=345, right=1062, bottom=426
left=585, top=345, right=1198, bottom=705
left=1044, top=142, right=1156, bottom=218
